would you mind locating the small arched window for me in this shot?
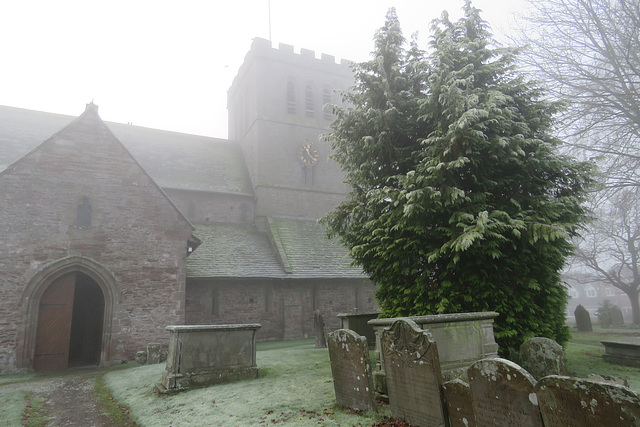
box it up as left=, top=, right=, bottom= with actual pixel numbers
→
left=76, top=196, right=92, bottom=227
left=287, top=80, right=296, bottom=114
left=305, top=84, right=314, bottom=117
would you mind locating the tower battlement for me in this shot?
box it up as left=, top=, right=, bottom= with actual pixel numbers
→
left=248, top=37, right=353, bottom=67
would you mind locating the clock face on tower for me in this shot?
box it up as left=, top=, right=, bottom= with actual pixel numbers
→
left=297, top=142, right=319, bottom=166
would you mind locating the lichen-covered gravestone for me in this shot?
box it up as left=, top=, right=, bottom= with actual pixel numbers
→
left=536, top=376, right=640, bottom=426
left=520, top=337, right=565, bottom=380
left=468, top=358, right=543, bottom=427
left=442, top=379, right=476, bottom=427
left=574, top=304, right=593, bottom=332
left=381, top=318, right=446, bottom=427
left=327, top=329, right=375, bottom=412
left=611, top=304, right=624, bottom=328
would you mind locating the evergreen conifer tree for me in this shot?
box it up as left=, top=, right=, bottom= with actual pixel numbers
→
left=324, top=2, right=593, bottom=355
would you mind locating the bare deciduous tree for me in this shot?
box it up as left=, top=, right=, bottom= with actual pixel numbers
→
left=573, top=187, right=640, bottom=324
left=519, top=0, right=640, bottom=189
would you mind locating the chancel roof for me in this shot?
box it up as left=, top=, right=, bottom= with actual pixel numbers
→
left=187, top=218, right=366, bottom=279
left=0, top=105, right=253, bottom=196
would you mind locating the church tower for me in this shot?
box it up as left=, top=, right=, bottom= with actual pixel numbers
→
left=227, top=38, right=354, bottom=223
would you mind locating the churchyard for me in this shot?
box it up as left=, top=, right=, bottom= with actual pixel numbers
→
left=1, top=321, right=638, bottom=426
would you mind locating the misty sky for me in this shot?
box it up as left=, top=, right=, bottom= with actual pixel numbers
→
left=0, top=0, right=525, bottom=138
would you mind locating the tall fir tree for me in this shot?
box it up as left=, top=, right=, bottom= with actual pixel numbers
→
left=323, top=2, right=593, bottom=356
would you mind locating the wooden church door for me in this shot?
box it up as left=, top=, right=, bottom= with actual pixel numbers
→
left=33, top=273, right=76, bottom=371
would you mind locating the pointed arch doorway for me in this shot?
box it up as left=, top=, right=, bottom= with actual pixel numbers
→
left=34, top=271, right=105, bottom=371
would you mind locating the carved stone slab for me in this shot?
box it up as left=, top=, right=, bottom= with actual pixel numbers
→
left=327, top=329, right=375, bottom=412
left=468, top=358, right=543, bottom=427
left=536, top=376, right=640, bottom=426
left=442, top=379, right=476, bottom=427
left=381, top=318, right=445, bottom=427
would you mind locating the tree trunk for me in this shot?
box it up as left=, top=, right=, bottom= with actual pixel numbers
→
left=628, top=289, right=640, bottom=325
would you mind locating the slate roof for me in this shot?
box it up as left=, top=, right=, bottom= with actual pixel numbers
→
left=187, top=223, right=284, bottom=278
left=0, top=105, right=253, bottom=195
left=187, top=218, right=365, bottom=279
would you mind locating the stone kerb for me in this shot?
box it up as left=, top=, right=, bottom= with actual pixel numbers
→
left=468, top=358, right=543, bottom=427
left=327, top=329, right=376, bottom=412
left=380, top=318, right=446, bottom=427
left=536, top=376, right=640, bottom=426
left=159, top=324, right=261, bottom=393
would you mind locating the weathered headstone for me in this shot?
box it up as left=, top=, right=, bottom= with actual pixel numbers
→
left=135, top=350, right=148, bottom=365
left=519, top=337, right=565, bottom=380
left=611, top=304, right=624, bottom=328
left=327, top=329, right=376, bottom=412
left=442, top=379, right=476, bottom=427
left=147, top=343, right=162, bottom=364
left=314, top=310, right=326, bottom=348
left=468, top=358, right=543, bottom=427
left=380, top=318, right=446, bottom=427
left=574, top=304, right=593, bottom=332
left=536, top=376, right=640, bottom=426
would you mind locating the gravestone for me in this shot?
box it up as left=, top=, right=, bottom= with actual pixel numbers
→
left=468, top=358, right=543, bottom=427
left=611, top=304, right=624, bottom=328
left=442, top=379, right=476, bottom=427
left=135, top=351, right=147, bottom=365
left=327, top=329, right=376, bottom=412
left=520, top=337, right=565, bottom=380
left=314, top=310, right=326, bottom=348
left=574, top=304, right=593, bottom=332
left=536, top=376, right=640, bottom=426
left=380, top=318, right=446, bottom=427
left=147, top=343, right=162, bottom=364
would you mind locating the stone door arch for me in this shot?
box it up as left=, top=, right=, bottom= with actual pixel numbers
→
left=19, top=256, right=117, bottom=371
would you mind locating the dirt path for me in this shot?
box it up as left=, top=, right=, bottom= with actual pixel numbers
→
left=17, top=368, right=135, bottom=427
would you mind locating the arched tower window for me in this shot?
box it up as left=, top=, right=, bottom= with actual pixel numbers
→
left=287, top=80, right=296, bottom=114
left=323, top=88, right=332, bottom=120
left=305, top=84, right=315, bottom=117
left=76, top=196, right=92, bottom=227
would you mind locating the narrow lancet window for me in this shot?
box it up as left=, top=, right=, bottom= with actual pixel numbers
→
left=76, top=196, right=92, bottom=227
left=287, top=80, right=296, bottom=114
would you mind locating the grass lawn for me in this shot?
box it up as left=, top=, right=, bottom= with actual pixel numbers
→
left=104, top=339, right=384, bottom=426
left=3, top=328, right=640, bottom=426
left=565, top=327, right=640, bottom=392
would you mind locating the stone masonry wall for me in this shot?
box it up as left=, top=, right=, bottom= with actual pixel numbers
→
left=0, top=108, right=193, bottom=373
left=185, top=278, right=378, bottom=341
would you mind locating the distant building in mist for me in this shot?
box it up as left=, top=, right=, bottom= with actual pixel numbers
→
left=564, top=274, right=633, bottom=323
left=0, top=38, right=379, bottom=374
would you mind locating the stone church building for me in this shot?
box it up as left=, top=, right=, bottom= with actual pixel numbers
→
left=0, top=38, right=377, bottom=374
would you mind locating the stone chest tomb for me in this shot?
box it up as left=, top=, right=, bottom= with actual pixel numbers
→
left=369, top=311, right=499, bottom=391
left=159, top=324, right=261, bottom=392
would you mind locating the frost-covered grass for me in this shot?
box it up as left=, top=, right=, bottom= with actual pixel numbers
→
left=565, top=329, right=640, bottom=392
left=0, top=378, right=51, bottom=426
left=104, top=339, right=382, bottom=426
left=0, top=389, right=28, bottom=426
